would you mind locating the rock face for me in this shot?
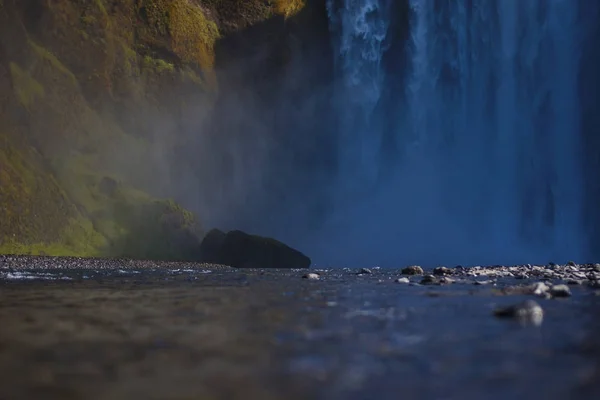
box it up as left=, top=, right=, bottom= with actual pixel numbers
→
left=199, top=230, right=311, bottom=269
left=0, top=0, right=332, bottom=259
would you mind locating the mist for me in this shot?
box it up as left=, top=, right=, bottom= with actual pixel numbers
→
left=142, top=0, right=600, bottom=268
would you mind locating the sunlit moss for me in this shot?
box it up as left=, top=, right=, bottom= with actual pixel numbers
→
left=275, top=0, right=306, bottom=18
left=0, top=217, right=107, bottom=257
left=143, top=55, right=175, bottom=74
left=137, top=0, right=219, bottom=72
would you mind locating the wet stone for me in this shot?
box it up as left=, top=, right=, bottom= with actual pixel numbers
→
left=531, top=282, right=550, bottom=296
left=395, top=277, right=410, bottom=284
left=303, top=273, right=320, bottom=281
left=358, top=268, right=372, bottom=275
left=402, top=266, right=424, bottom=276
left=433, top=266, right=452, bottom=276
left=494, top=300, right=544, bottom=326
left=550, top=284, right=572, bottom=298
left=420, top=275, right=439, bottom=285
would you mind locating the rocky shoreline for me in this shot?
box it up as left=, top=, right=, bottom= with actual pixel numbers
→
left=0, top=254, right=231, bottom=271
left=3, top=254, right=599, bottom=290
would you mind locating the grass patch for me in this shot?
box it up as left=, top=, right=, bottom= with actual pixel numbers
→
left=9, top=63, right=45, bottom=110
left=51, top=155, right=203, bottom=260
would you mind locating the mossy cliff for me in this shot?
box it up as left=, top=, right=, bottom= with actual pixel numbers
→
left=0, top=0, right=320, bottom=259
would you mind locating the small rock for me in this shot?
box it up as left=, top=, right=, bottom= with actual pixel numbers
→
left=420, top=275, right=438, bottom=285
left=440, top=277, right=455, bottom=284
left=567, top=261, right=577, bottom=267
left=402, top=266, right=424, bottom=275
left=531, top=282, right=550, bottom=296
left=550, top=284, right=572, bottom=298
left=567, top=279, right=584, bottom=285
left=303, top=273, right=320, bottom=281
left=474, top=280, right=493, bottom=286
left=361, top=268, right=372, bottom=274
left=395, top=277, right=410, bottom=284
left=433, top=266, right=452, bottom=276
left=593, top=264, right=600, bottom=273
left=494, top=300, right=544, bottom=326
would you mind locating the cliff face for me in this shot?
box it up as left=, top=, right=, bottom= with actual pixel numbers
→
left=0, top=0, right=331, bottom=258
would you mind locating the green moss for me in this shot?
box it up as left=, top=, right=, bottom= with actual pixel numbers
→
left=180, top=67, right=203, bottom=86
left=274, top=0, right=305, bottom=18
left=94, top=0, right=108, bottom=18
left=9, top=63, right=45, bottom=109
left=121, top=41, right=138, bottom=76
left=143, top=55, right=175, bottom=74
left=0, top=217, right=106, bottom=257
left=28, top=39, right=78, bottom=86
left=169, top=1, right=219, bottom=69
left=138, top=0, right=220, bottom=72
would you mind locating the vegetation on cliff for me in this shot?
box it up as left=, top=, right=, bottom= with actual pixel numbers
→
left=0, top=0, right=310, bottom=259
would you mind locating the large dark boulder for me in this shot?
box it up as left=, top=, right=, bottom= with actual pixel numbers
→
left=199, top=229, right=311, bottom=269
left=199, top=228, right=227, bottom=263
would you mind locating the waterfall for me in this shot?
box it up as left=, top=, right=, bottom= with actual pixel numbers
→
left=327, top=0, right=390, bottom=194
left=319, top=0, right=587, bottom=266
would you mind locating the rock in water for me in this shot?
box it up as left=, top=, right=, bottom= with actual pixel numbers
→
left=420, top=275, right=438, bottom=285
left=303, top=273, right=320, bottom=280
left=395, top=277, right=410, bottom=284
left=433, top=266, right=452, bottom=276
left=402, top=266, right=424, bottom=275
left=550, top=284, right=572, bottom=298
left=200, top=229, right=311, bottom=269
left=494, top=300, right=544, bottom=326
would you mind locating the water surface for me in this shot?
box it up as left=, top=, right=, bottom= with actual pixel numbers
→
left=1, top=262, right=599, bottom=399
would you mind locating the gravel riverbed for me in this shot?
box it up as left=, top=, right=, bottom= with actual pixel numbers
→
left=1, top=256, right=600, bottom=400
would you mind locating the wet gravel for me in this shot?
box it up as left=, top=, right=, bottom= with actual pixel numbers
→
left=1, top=256, right=600, bottom=400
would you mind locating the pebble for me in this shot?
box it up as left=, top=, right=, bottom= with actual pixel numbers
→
left=567, top=279, right=584, bottom=285
left=359, top=268, right=372, bottom=275
left=594, top=264, right=600, bottom=273
left=420, top=275, right=439, bottom=285
left=550, top=284, right=572, bottom=298
left=531, top=282, right=550, bottom=296
left=395, top=277, right=410, bottom=284
left=494, top=300, right=544, bottom=326
left=402, top=266, right=424, bottom=276
left=433, top=266, right=452, bottom=276
left=302, top=273, right=320, bottom=281
left=474, top=280, right=493, bottom=286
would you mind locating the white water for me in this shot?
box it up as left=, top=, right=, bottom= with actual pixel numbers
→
left=315, top=0, right=586, bottom=267
left=327, top=0, right=390, bottom=193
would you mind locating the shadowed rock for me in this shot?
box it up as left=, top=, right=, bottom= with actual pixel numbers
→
left=199, top=229, right=311, bottom=269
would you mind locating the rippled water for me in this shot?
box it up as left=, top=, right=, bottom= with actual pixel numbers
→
left=1, top=263, right=600, bottom=400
